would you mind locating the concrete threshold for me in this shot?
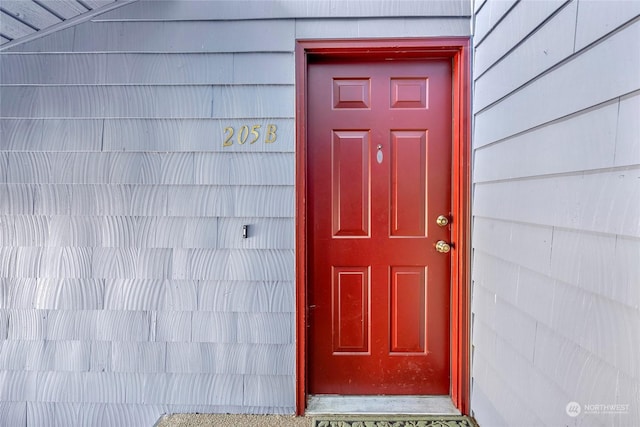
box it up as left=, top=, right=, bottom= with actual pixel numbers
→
left=306, top=395, right=461, bottom=415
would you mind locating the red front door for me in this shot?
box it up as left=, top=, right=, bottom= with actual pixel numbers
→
left=307, top=58, right=452, bottom=395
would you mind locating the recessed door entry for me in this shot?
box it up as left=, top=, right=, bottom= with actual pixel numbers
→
left=307, top=58, right=453, bottom=395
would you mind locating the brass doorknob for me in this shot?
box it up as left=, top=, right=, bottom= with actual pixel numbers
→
left=436, top=215, right=449, bottom=227
left=435, top=240, right=451, bottom=253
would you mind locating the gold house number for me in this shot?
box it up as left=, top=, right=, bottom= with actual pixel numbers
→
left=223, top=124, right=277, bottom=147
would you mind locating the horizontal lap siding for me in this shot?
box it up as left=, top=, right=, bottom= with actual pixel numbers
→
left=471, top=1, right=640, bottom=426
left=473, top=0, right=569, bottom=77
left=0, top=1, right=471, bottom=425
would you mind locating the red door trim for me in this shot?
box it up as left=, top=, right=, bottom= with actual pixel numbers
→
left=295, top=38, right=471, bottom=415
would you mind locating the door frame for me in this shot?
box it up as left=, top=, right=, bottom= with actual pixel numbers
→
left=295, top=38, right=471, bottom=415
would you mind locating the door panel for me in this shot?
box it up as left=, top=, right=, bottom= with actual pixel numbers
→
left=390, top=266, right=427, bottom=353
left=391, top=130, right=427, bottom=237
left=332, top=266, right=370, bottom=353
left=308, top=59, right=452, bottom=395
left=332, top=131, right=370, bottom=237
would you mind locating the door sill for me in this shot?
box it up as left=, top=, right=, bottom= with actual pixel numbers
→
left=306, top=395, right=461, bottom=415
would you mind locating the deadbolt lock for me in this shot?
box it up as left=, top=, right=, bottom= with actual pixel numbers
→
left=435, top=240, right=451, bottom=253
left=436, top=215, right=449, bottom=227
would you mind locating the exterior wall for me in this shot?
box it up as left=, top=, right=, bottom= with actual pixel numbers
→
left=0, top=1, right=471, bottom=425
left=471, top=1, right=640, bottom=426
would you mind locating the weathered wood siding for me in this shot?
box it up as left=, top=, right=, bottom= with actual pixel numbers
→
left=471, top=0, right=640, bottom=425
left=0, top=1, right=471, bottom=425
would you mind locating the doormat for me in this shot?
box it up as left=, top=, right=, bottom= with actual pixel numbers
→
left=313, top=415, right=478, bottom=427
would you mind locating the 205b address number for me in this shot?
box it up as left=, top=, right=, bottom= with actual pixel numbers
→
left=223, top=124, right=277, bottom=147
